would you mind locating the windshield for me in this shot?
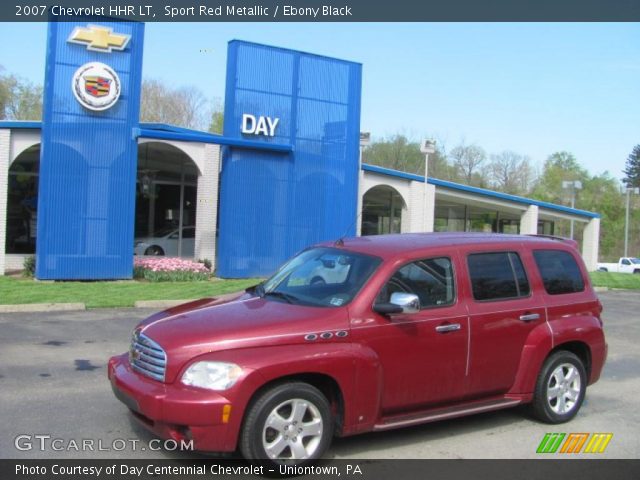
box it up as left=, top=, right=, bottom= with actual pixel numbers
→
left=257, top=247, right=381, bottom=307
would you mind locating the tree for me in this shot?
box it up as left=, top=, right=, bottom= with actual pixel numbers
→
left=488, top=151, right=535, bottom=195
left=530, top=151, right=588, bottom=204
left=449, top=143, right=486, bottom=186
left=623, top=145, right=640, bottom=188
left=363, top=135, right=425, bottom=175
left=209, top=106, right=224, bottom=134
left=139, top=79, right=211, bottom=130
left=0, top=67, right=42, bottom=120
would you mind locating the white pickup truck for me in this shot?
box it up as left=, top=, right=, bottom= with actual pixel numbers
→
left=597, top=257, right=640, bottom=274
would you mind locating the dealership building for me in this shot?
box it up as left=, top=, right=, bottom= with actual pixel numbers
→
left=0, top=20, right=601, bottom=280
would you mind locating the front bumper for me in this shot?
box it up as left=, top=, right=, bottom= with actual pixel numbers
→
left=108, top=353, right=236, bottom=452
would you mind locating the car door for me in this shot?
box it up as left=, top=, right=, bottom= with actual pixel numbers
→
left=620, top=258, right=632, bottom=273
left=182, top=227, right=196, bottom=257
left=463, top=248, right=545, bottom=397
left=351, top=253, right=469, bottom=413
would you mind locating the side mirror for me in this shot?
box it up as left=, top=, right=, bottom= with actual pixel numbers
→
left=373, top=292, right=420, bottom=316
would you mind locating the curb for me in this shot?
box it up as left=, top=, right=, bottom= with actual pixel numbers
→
left=593, top=287, right=609, bottom=292
left=0, top=303, right=86, bottom=313
left=134, top=299, right=197, bottom=308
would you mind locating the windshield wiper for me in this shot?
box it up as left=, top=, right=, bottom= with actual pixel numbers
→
left=262, top=291, right=299, bottom=304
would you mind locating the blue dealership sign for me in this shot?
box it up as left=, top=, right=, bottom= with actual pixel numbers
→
left=218, top=41, right=362, bottom=278
left=36, top=20, right=144, bottom=279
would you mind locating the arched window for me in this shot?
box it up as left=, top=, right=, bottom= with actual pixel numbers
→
left=361, top=185, right=406, bottom=236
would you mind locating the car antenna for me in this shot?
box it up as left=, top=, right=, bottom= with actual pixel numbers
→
left=335, top=211, right=362, bottom=247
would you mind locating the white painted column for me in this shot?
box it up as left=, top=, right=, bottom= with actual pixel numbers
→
left=194, top=144, right=220, bottom=270
left=520, top=205, right=539, bottom=235
left=356, top=168, right=364, bottom=236
left=423, top=183, right=435, bottom=233
left=0, top=129, right=10, bottom=275
left=408, top=180, right=425, bottom=232
left=582, top=217, right=600, bottom=271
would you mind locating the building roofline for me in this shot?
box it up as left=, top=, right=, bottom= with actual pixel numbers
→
left=135, top=127, right=294, bottom=153
left=0, top=121, right=293, bottom=153
left=0, top=121, right=41, bottom=129
left=361, top=163, right=600, bottom=219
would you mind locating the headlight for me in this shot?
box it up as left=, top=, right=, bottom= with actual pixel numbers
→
left=181, top=361, right=242, bottom=391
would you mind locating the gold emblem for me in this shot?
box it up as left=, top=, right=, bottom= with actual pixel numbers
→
left=67, top=25, right=131, bottom=53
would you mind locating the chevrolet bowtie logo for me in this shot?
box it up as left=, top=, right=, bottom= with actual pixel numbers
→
left=67, top=25, right=131, bottom=53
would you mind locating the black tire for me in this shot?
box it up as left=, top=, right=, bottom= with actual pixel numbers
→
left=144, top=245, right=164, bottom=256
left=240, top=382, right=333, bottom=467
left=597, top=267, right=608, bottom=272
left=633, top=269, right=640, bottom=275
left=531, top=351, right=587, bottom=424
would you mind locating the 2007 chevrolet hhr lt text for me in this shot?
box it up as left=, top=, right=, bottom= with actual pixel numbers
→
left=109, top=233, right=607, bottom=466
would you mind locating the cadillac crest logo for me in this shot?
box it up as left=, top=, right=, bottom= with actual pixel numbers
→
left=72, top=62, right=121, bottom=111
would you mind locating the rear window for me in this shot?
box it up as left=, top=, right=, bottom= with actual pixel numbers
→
left=468, top=252, right=530, bottom=301
left=533, top=249, right=585, bottom=295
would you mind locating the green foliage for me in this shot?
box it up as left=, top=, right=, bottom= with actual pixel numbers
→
left=133, top=267, right=211, bottom=282
left=623, top=145, right=640, bottom=188
left=0, top=67, right=42, bottom=120
left=209, top=109, right=224, bottom=134
left=363, top=135, right=426, bottom=175
left=590, top=271, right=640, bottom=290
left=23, top=256, right=35, bottom=277
left=198, top=258, right=213, bottom=270
left=0, top=276, right=259, bottom=308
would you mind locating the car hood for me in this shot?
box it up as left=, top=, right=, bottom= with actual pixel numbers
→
left=136, top=291, right=349, bottom=382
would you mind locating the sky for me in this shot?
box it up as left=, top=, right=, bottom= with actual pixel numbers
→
left=0, top=22, right=638, bottom=179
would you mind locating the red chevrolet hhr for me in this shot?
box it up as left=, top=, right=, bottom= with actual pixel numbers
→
left=109, top=233, right=607, bottom=466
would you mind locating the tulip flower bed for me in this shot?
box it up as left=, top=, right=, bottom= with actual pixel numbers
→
left=134, top=257, right=212, bottom=282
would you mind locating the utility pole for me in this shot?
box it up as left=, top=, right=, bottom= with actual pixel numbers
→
left=624, top=187, right=640, bottom=257
left=562, top=180, right=582, bottom=239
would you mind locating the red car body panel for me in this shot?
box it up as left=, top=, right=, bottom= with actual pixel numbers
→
left=109, top=233, right=607, bottom=453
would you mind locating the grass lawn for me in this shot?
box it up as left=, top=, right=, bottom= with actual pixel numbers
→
left=589, top=271, right=640, bottom=290
left=0, top=276, right=259, bottom=309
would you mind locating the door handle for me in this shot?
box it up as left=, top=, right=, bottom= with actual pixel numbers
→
left=519, top=313, right=540, bottom=322
left=435, top=323, right=461, bottom=333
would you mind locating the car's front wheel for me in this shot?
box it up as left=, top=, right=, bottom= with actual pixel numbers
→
left=240, top=382, right=333, bottom=467
left=531, top=350, right=587, bottom=424
left=144, top=245, right=164, bottom=256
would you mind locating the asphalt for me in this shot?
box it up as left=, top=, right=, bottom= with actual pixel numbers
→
left=0, top=291, right=638, bottom=460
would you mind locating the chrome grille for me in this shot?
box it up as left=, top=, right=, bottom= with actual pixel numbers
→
left=129, top=330, right=166, bottom=382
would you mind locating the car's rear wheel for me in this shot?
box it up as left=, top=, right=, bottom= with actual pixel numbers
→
left=240, top=382, right=333, bottom=467
left=144, top=245, right=164, bottom=256
left=531, top=351, right=586, bottom=424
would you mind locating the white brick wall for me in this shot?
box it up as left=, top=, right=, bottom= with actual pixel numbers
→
left=5, top=254, right=27, bottom=272
left=520, top=205, right=539, bottom=235
left=423, top=183, right=435, bottom=233
left=408, top=181, right=425, bottom=232
left=582, top=217, right=600, bottom=271
left=194, top=143, right=220, bottom=271
left=356, top=169, right=364, bottom=236
left=0, top=129, right=10, bottom=275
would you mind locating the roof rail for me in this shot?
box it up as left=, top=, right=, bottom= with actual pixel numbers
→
left=525, top=234, right=579, bottom=249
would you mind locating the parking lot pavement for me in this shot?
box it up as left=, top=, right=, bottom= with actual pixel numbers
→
left=0, top=291, right=638, bottom=460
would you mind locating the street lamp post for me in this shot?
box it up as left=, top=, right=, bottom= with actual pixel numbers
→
left=624, top=187, right=640, bottom=258
left=420, top=139, right=436, bottom=178
left=562, top=180, right=582, bottom=239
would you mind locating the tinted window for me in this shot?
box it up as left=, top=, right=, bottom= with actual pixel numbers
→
left=182, top=227, right=195, bottom=239
left=377, top=257, right=455, bottom=308
left=468, top=252, right=530, bottom=301
left=533, top=250, right=585, bottom=295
